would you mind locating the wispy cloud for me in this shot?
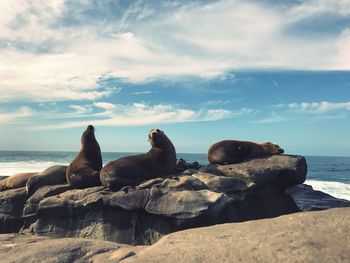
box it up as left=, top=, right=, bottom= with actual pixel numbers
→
left=0, top=0, right=350, bottom=102
left=255, top=100, right=350, bottom=123
left=132, top=90, right=154, bottom=95
left=254, top=112, right=289, bottom=124
left=94, top=102, right=116, bottom=114
left=288, top=101, right=350, bottom=113
left=0, top=106, right=33, bottom=123
left=29, top=102, right=253, bottom=130
left=70, top=105, right=91, bottom=115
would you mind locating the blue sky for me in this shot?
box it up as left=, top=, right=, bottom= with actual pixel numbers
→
left=0, top=0, right=349, bottom=156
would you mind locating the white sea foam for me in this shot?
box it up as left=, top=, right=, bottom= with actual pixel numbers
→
left=305, top=179, right=350, bottom=201
left=0, top=161, right=68, bottom=176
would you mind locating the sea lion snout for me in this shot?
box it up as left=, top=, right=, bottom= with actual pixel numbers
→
left=148, top=128, right=164, bottom=142
left=87, top=125, right=94, bottom=132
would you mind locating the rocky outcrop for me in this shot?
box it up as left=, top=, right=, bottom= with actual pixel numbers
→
left=2, top=154, right=349, bottom=247
left=1, top=208, right=349, bottom=263
left=0, top=155, right=307, bottom=245
left=123, top=208, right=350, bottom=263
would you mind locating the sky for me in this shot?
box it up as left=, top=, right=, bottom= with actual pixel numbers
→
left=0, top=0, right=349, bottom=156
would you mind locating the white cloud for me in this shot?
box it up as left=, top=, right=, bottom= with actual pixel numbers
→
left=70, top=105, right=90, bottom=114
left=288, top=101, right=350, bottom=113
left=0, top=0, right=349, bottom=102
left=255, top=100, right=350, bottom=124
left=94, top=102, right=116, bottom=114
left=132, top=90, right=154, bottom=95
left=203, top=109, right=233, bottom=121
left=254, top=112, right=289, bottom=124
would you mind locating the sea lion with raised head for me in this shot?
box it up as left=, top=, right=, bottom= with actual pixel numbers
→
left=100, top=128, right=176, bottom=189
left=66, top=125, right=103, bottom=188
left=26, top=165, right=68, bottom=196
left=208, top=140, right=284, bottom=165
left=0, top=172, right=38, bottom=191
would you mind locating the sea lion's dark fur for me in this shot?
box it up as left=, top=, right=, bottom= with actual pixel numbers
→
left=66, top=125, right=103, bottom=188
left=208, top=140, right=284, bottom=165
left=100, top=128, right=176, bottom=189
left=26, top=165, right=68, bottom=196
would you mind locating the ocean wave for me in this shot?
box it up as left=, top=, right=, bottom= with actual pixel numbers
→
left=0, top=161, right=68, bottom=176
left=305, top=179, right=350, bottom=201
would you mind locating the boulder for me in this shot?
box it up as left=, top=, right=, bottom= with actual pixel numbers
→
left=123, top=208, right=350, bottom=263
left=287, top=184, right=350, bottom=211
left=0, top=187, right=26, bottom=233
left=211, top=154, right=307, bottom=189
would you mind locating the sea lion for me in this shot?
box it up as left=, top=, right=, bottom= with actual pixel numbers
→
left=66, top=125, right=103, bottom=188
left=208, top=140, right=284, bottom=165
left=100, top=128, right=176, bottom=189
left=0, top=172, right=38, bottom=191
left=26, top=165, right=68, bottom=196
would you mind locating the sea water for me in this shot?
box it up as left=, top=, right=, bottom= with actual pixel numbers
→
left=0, top=151, right=349, bottom=201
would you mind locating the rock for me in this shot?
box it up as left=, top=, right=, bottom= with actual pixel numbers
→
left=216, top=154, right=307, bottom=189
left=145, top=189, right=229, bottom=220
left=1, top=155, right=306, bottom=242
left=192, top=172, right=247, bottom=193
left=199, top=164, right=224, bottom=175
left=22, top=168, right=300, bottom=244
left=175, top=159, right=201, bottom=173
left=3, top=154, right=344, bottom=247
left=23, top=184, right=71, bottom=218
left=151, top=175, right=207, bottom=192
left=0, top=233, right=146, bottom=263
left=0, top=187, right=26, bottom=233
left=287, top=184, right=350, bottom=211
left=123, top=208, right=350, bottom=263
left=108, top=187, right=149, bottom=210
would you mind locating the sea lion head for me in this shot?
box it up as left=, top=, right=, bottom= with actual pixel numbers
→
left=263, top=142, right=284, bottom=155
left=81, top=125, right=95, bottom=144
left=80, top=125, right=99, bottom=151
left=148, top=128, right=173, bottom=149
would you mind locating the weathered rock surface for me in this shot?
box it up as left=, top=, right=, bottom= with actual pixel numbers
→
left=2, top=154, right=348, bottom=247
left=0, top=188, right=26, bottom=233
left=201, top=154, right=307, bottom=189
left=287, top=184, right=350, bottom=211
left=0, top=234, right=145, bottom=263
left=123, top=208, right=350, bottom=263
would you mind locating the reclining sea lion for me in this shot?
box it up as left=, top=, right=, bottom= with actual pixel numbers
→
left=0, top=172, right=38, bottom=191
left=208, top=140, right=284, bottom=165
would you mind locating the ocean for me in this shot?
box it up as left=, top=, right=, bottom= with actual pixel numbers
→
left=0, top=151, right=349, bottom=201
